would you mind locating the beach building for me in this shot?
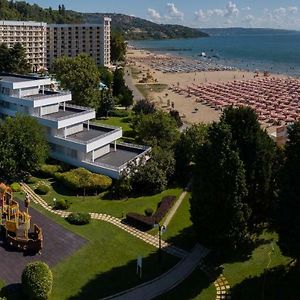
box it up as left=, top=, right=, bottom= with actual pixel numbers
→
left=0, top=17, right=111, bottom=71
left=0, top=21, right=47, bottom=72
left=0, top=73, right=150, bottom=179
left=47, top=17, right=111, bottom=68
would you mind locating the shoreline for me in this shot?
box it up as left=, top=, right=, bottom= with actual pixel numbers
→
left=126, top=48, right=288, bottom=132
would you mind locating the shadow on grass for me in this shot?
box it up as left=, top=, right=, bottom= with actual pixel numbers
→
left=67, top=250, right=178, bottom=300
left=231, top=264, right=300, bottom=300
left=166, top=226, right=198, bottom=251
left=0, top=283, right=22, bottom=300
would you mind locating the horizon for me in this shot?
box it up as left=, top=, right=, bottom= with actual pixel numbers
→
left=22, top=0, right=300, bottom=30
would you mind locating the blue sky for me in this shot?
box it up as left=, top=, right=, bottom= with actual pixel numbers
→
left=24, top=0, right=300, bottom=29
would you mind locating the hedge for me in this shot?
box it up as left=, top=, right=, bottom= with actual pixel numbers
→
left=11, top=182, right=21, bottom=192
left=39, top=164, right=63, bottom=177
left=55, top=168, right=112, bottom=192
left=22, top=261, right=53, bottom=300
left=66, top=213, right=91, bottom=225
left=54, top=199, right=71, bottom=210
left=145, top=208, right=154, bottom=216
left=35, top=184, right=50, bottom=195
left=126, top=196, right=176, bottom=230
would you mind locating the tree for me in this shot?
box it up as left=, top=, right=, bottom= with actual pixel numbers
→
left=99, top=66, right=113, bottom=88
left=220, top=107, right=277, bottom=225
left=119, top=86, right=133, bottom=108
left=98, top=91, right=115, bottom=117
left=111, top=31, right=126, bottom=62
left=52, top=54, right=101, bottom=109
left=277, top=123, right=300, bottom=261
left=22, top=261, right=53, bottom=300
left=169, top=110, right=183, bottom=127
left=133, top=99, right=156, bottom=115
left=112, top=68, right=125, bottom=97
left=0, top=115, right=48, bottom=180
left=0, top=43, right=30, bottom=74
left=190, top=123, right=251, bottom=251
left=132, top=111, right=180, bottom=150
left=175, top=123, right=208, bottom=180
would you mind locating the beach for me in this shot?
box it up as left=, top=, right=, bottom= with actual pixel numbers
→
left=126, top=49, right=287, bottom=125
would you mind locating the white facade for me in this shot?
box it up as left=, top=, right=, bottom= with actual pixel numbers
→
left=0, top=74, right=150, bottom=179
left=0, top=18, right=111, bottom=70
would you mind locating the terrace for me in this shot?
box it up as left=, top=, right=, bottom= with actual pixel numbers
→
left=66, top=123, right=121, bottom=144
left=23, top=90, right=71, bottom=101
left=90, top=142, right=150, bottom=171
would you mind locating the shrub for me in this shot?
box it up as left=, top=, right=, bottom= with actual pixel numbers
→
left=66, top=213, right=91, bottom=225
left=11, top=182, right=21, bottom=192
left=26, top=176, right=37, bottom=184
left=35, top=184, right=50, bottom=195
left=145, top=208, right=154, bottom=216
left=133, top=99, right=156, bottom=115
left=40, top=164, right=63, bottom=177
left=110, top=109, right=130, bottom=118
left=54, top=199, right=71, bottom=210
left=126, top=195, right=176, bottom=230
left=55, top=168, right=112, bottom=192
left=22, top=261, right=53, bottom=300
left=111, top=175, right=132, bottom=199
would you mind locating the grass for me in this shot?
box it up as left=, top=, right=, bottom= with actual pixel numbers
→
left=223, top=231, right=292, bottom=288
left=130, top=67, right=141, bottom=80
left=136, top=84, right=168, bottom=98
left=0, top=202, right=178, bottom=300
left=27, top=176, right=182, bottom=218
left=95, top=116, right=132, bottom=134
left=162, top=193, right=197, bottom=251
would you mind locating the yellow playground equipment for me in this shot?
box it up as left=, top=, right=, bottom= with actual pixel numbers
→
left=0, top=183, right=43, bottom=253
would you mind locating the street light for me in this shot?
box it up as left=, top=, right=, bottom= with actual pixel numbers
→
left=154, top=222, right=166, bottom=263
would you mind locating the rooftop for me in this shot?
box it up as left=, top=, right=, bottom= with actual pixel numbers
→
left=67, top=124, right=118, bottom=143
left=94, top=144, right=147, bottom=168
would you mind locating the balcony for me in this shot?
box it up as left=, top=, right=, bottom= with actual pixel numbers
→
left=50, top=123, right=122, bottom=152
left=34, top=104, right=95, bottom=129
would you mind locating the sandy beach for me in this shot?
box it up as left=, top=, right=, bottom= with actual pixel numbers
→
left=126, top=49, right=288, bottom=126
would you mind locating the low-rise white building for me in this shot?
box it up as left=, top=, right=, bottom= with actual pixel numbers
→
left=0, top=73, right=150, bottom=179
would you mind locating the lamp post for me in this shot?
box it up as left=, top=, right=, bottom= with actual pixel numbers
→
left=154, top=222, right=166, bottom=263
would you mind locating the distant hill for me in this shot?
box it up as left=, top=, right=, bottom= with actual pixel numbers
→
left=200, top=27, right=298, bottom=36
left=79, top=13, right=209, bottom=40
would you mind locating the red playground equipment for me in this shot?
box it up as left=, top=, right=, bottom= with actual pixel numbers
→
left=0, top=183, right=43, bottom=253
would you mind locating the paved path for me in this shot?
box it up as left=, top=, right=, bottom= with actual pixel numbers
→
left=102, top=244, right=208, bottom=300
left=124, top=66, right=145, bottom=102
left=21, top=183, right=231, bottom=300
left=162, top=183, right=191, bottom=229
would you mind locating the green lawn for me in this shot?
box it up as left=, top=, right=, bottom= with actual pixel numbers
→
left=0, top=203, right=178, bottom=300
left=95, top=116, right=131, bottom=134
left=162, top=193, right=198, bottom=251
left=223, top=231, right=292, bottom=288
left=27, top=176, right=182, bottom=218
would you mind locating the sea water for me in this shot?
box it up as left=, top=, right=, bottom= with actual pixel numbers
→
left=130, top=33, right=300, bottom=77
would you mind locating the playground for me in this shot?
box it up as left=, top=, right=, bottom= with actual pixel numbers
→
left=0, top=184, right=86, bottom=285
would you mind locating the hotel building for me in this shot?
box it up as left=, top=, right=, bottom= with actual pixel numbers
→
left=0, top=74, right=150, bottom=179
left=0, top=17, right=111, bottom=71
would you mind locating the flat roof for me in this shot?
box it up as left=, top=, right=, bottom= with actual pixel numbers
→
left=94, top=145, right=143, bottom=168
left=0, top=75, right=35, bottom=83
left=68, top=127, right=112, bottom=142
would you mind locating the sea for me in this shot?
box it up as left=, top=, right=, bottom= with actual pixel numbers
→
left=130, top=32, right=300, bottom=77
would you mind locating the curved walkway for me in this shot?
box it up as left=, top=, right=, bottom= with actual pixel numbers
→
left=102, top=244, right=207, bottom=300
left=21, top=183, right=231, bottom=300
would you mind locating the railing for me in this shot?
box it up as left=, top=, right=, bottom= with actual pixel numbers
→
left=24, top=90, right=71, bottom=100
left=83, top=144, right=151, bottom=173
left=55, top=124, right=121, bottom=145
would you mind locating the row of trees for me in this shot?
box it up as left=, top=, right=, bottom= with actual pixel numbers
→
left=189, top=106, right=300, bottom=264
